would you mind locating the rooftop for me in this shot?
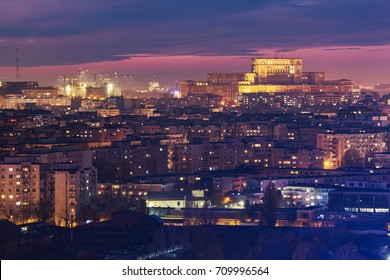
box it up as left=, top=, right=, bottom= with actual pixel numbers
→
left=330, top=187, right=390, bottom=193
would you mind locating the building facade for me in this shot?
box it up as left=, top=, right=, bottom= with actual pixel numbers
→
left=329, top=188, right=390, bottom=213
left=251, top=58, right=303, bottom=84
left=0, top=162, right=42, bottom=223
left=46, top=163, right=97, bottom=226
left=180, top=58, right=354, bottom=103
left=317, top=131, right=387, bottom=169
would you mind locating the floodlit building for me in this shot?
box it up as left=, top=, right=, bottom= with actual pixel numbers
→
left=180, top=58, right=354, bottom=102
left=251, top=58, right=303, bottom=84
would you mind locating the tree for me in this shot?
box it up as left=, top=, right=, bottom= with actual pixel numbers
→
left=209, top=188, right=224, bottom=205
left=259, top=183, right=280, bottom=227
left=341, top=149, right=363, bottom=168
left=150, top=226, right=184, bottom=259
left=292, top=241, right=315, bottom=260
left=76, top=203, right=99, bottom=224
left=35, top=199, right=53, bottom=223
left=244, top=200, right=260, bottom=222
left=184, top=204, right=218, bottom=226
left=334, top=242, right=365, bottom=260
left=187, top=226, right=224, bottom=259
left=364, top=152, right=375, bottom=168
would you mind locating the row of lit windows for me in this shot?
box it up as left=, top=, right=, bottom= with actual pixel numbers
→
left=1, top=167, right=35, bottom=172
left=344, top=208, right=389, bottom=213
left=1, top=194, right=38, bottom=199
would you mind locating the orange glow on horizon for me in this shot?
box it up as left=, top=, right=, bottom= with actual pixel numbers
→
left=2, top=44, right=390, bottom=86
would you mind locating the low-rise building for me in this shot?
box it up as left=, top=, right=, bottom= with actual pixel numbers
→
left=281, top=184, right=338, bottom=207
left=146, top=190, right=210, bottom=209
left=328, top=188, right=390, bottom=213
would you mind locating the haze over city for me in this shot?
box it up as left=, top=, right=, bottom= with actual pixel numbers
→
left=1, top=0, right=390, bottom=262
left=1, top=0, right=390, bottom=86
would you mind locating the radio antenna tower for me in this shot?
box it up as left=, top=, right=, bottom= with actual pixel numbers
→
left=16, top=45, right=20, bottom=81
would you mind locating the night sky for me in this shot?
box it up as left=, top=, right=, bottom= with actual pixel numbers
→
left=1, top=0, right=390, bottom=86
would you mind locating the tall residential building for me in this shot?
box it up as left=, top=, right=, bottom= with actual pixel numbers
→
left=0, top=162, right=42, bottom=223
left=46, top=163, right=97, bottom=226
left=1, top=149, right=97, bottom=225
left=11, top=149, right=93, bottom=169
left=317, top=131, right=387, bottom=169
left=93, top=141, right=168, bottom=181
left=270, top=148, right=323, bottom=169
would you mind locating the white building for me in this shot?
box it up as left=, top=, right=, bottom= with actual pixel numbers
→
left=281, top=184, right=338, bottom=208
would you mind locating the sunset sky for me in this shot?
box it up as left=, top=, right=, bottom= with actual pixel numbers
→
left=1, top=0, right=390, bottom=87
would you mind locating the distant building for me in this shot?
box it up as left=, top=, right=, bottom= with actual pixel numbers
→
left=96, top=108, right=120, bottom=117
left=93, top=141, right=168, bottom=181
left=0, top=81, right=39, bottom=94
left=302, top=72, right=325, bottom=84
left=238, top=82, right=353, bottom=95
left=181, top=58, right=354, bottom=103
left=337, top=106, right=390, bottom=127
left=146, top=190, right=210, bottom=209
left=270, top=147, right=323, bottom=169
left=2, top=89, right=70, bottom=109
left=345, top=180, right=387, bottom=189
left=374, top=83, right=390, bottom=96
left=317, top=131, right=387, bottom=169
left=180, top=80, right=236, bottom=102
left=21, top=86, right=58, bottom=97
left=328, top=188, right=390, bottom=213
left=207, top=73, right=249, bottom=84
left=9, top=149, right=94, bottom=169
left=281, top=184, right=338, bottom=207
left=251, top=58, right=303, bottom=84
left=211, top=175, right=247, bottom=193
left=97, top=182, right=175, bottom=201
left=373, top=152, right=390, bottom=168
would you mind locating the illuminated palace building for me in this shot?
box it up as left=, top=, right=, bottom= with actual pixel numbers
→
left=180, top=58, right=354, bottom=103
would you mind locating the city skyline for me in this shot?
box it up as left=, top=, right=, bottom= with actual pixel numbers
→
left=1, top=0, right=390, bottom=86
